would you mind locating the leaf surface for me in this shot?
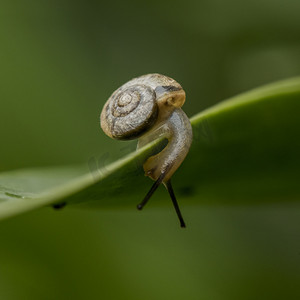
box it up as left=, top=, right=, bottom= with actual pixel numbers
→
left=1, top=77, right=300, bottom=220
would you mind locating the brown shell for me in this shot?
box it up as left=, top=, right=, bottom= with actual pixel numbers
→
left=101, top=84, right=158, bottom=140
left=100, top=74, right=183, bottom=140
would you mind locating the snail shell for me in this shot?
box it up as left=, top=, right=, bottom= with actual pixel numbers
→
left=100, top=74, right=185, bottom=140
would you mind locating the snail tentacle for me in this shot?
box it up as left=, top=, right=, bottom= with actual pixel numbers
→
left=164, top=180, right=186, bottom=228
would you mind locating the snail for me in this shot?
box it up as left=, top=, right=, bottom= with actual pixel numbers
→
left=100, top=74, right=192, bottom=227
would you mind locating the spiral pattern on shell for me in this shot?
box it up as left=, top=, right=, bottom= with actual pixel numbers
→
left=101, top=84, right=158, bottom=140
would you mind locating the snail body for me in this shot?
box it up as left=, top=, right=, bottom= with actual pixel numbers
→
left=100, top=74, right=192, bottom=227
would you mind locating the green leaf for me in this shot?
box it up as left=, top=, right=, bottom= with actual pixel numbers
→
left=1, top=77, right=300, bottom=221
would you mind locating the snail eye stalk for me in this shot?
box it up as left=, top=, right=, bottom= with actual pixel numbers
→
left=137, top=175, right=186, bottom=228
left=137, top=172, right=165, bottom=210
left=164, top=180, right=186, bottom=228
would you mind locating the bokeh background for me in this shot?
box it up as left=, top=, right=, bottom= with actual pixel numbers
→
left=0, top=0, right=300, bottom=299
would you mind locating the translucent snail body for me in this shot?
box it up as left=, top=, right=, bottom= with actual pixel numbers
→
left=100, top=74, right=192, bottom=227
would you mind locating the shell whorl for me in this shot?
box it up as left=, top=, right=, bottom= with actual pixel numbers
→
left=100, top=74, right=184, bottom=140
left=101, top=82, right=158, bottom=140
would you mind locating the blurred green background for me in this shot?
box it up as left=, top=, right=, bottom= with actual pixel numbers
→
left=0, top=0, right=299, bottom=299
